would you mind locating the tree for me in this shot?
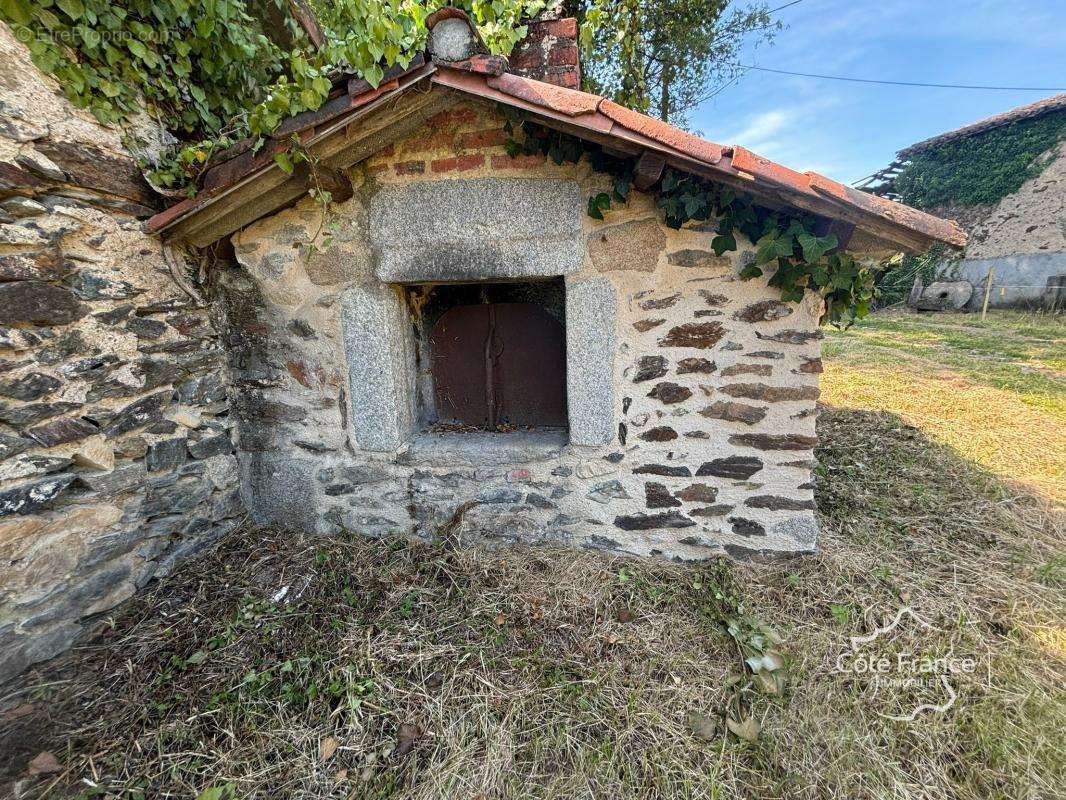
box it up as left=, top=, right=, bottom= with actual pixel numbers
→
left=572, top=0, right=780, bottom=127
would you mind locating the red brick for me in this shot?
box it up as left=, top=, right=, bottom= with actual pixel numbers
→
left=508, top=48, right=544, bottom=71
left=491, top=153, right=546, bottom=170
left=548, top=45, right=579, bottom=67
left=393, top=160, right=425, bottom=175
left=533, top=18, right=577, bottom=38
left=542, top=70, right=580, bottom=90
left=431, top=154, right=485, bottom=173
left=427, top=107, right=477, bottom=128
left=459, top=128, right=508, bottom=149
left=402, top=132, right=456, bottom=155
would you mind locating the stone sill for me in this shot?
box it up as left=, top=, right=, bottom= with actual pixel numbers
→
left=399, top=428, right=569, bottom=468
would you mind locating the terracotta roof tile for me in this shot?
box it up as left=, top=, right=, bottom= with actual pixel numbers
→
left=484, top=72, right=601, bottom=116
left=728, top=145, right=816, bottom=198
left=148, top=42, right=965, bottom=251
left=806, top=173, right=967, bottom=247
left=599, top=100, right=724, bottom=165
left=146, top=194, right=206, bottom=234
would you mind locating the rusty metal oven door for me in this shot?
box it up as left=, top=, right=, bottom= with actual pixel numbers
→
left=430, top=302, right=567, bottom=428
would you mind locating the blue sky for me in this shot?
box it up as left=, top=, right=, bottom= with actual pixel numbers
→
left=690, top=0, right=1066, bottom=184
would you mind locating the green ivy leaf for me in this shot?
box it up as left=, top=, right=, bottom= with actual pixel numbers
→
left=755, top=231, right=780, bottom=265
left=56, top=0, right=84, bottom=21
left=587, top=192, right=611, bottom=220
left=1, top=0, right=33, bottom=25
left=274, top=151, right=294, bottom=175
left=711, top=232, right=736, bottom=256
left=797, top=232, right=837, bottom=263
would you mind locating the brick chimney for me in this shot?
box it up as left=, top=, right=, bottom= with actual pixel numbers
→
left=508, top=16, right=580, bottom=89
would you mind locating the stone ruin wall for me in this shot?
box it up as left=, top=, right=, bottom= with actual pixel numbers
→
left=963, top=144, right=1065, bottom=261
left=930, top=144, right=1065, bottom=308
left=226, top=99, right=824, bottom=566
left=0, top=25, right=241, bottom=683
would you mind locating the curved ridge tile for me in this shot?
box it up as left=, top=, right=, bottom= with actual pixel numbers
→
left=806, top=173, right=967, bottom=247
left=599, top=100, right=724, bottom=165
left=485, top=72, right=601, bottom=117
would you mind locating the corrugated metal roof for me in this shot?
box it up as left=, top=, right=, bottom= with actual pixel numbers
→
left=147, top=35, right=965, bottom=251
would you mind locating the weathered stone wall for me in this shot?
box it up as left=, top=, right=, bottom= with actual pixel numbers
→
left=931, top=145, right=1066, bottom=308
left=0, top=25, right=241, bottom=683
left=227, top=100, right=823, bottom=562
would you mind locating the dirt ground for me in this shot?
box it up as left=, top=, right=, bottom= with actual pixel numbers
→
left=1, top=310, right=1063, bottom=799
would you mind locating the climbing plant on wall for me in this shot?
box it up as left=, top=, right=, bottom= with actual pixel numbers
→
left=508, top=119, right=875, bottom=327
left=0, top=0, right=545, bottom=191
left=894, top=110, right=1066, bottom=209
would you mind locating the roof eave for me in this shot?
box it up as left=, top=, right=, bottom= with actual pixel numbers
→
left=150, top=62, right=966, bottom=254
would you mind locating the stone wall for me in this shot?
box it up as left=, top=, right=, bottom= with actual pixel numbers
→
left=227, top=99, right=823, bottom=563
left=932, top=145, right=1066, bottom=308
left=0, top=25, right=242, bottom=684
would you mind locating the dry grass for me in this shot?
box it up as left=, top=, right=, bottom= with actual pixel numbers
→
left=1, top=311, right=1064, bottom=800
left=822, top=310, right=1066, bottom=502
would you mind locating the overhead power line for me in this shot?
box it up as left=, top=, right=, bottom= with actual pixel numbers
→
left=736, top=64, right=1066, bottom=92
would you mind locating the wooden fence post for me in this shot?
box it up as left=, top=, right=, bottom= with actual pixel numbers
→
left=981, top=266, right=996, bottom=320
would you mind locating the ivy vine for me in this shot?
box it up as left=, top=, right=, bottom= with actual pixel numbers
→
left=508, top=119, right=876, bottom=327
left=895, top=109, right=1066, bottom=209
left=0, top=0, right=547, bottom=194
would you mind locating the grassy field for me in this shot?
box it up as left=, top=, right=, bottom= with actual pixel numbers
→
left=1, top=311, right=1063, bottom=800
left=822, top=310, right=1065, bottom=501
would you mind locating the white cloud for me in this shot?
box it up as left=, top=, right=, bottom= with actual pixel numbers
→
left=721, top=109, right=789, bottom=150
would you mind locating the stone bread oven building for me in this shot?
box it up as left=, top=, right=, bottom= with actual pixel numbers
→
left=148, top=9, right=962, bottom=560
left=0, top=10, right=962, bottom=682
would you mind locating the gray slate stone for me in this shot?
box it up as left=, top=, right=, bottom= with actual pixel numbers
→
left=0, top=371, right=61, bottom=401
left=75, top=463, right=147, bottom=495
left=633, top=464, right=691, bottom=477
left=188, top=433, right=232, bottom=459
left=103, top=392, right=172, bottom=437
left=28, top=416, right=98, bottom=446
left=70, top=270, right=138, bottom=301
left=0, top=473, right=75, bottom=516
left=147, top=437, right=188, bottom=472
left=587, top=479, right=630, bottom=504
left=696, top=456, right=763, bottom=479
left=614, top=511, right=694, bottom=530
left=729, top=517, right=766, bottom=537
left=0, top=281, right=84, bottom=325
left=0, top=432, right=33, bottom=460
